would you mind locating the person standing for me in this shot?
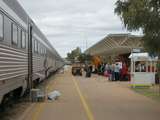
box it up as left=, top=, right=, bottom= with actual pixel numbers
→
left=111, top=64, right=115, bottom=81
left=100, top=63, right=105, bottom=75
left=105, top=64, right=109, bottom=72
left=114, top=63, right=120, bottom=81
left=89, top=65, right=92, bottom=77
left=85, top=64, right=92, bottom=78
left=121, top=63, right=128, bottom=81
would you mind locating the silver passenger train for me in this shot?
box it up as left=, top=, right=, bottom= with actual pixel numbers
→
left=0, top=0, right=64, bottom=106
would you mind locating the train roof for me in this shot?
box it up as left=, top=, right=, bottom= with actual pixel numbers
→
left=3, top=0, right=62, bottom=59
left=3, top=0, right=28, bottom=24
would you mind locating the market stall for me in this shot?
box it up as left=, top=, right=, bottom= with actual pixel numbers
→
left=129, top=53, right=158, bottom=87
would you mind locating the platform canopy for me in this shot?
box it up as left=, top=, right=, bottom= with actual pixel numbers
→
left=85, top=34, right=143, bottom=57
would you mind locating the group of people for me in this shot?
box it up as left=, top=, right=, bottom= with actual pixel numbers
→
left=96, top=62, right=129, bottom=81
left=84, top=62, right=129, bottom=81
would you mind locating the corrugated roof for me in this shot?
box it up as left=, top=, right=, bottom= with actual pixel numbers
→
left=85, top=34, right=143, bottom=56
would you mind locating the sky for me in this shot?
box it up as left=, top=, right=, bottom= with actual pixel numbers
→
left=17, top=0, right=140, bottom=57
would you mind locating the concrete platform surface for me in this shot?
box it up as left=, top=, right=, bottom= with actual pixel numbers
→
left=22, top=68, right=160, bottom=120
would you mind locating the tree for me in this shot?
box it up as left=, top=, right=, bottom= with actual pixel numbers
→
left=66, top=47, right=82, bottom=62
left=78, top=54, right=92, bottom=63
left=115, top=0, right=160, bottom=54
left=115, top=0, right=160, bottom=91
left=66, top=47, right=92, bottom=63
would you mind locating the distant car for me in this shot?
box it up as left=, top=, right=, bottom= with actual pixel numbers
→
left=72, top=62, right=83, bottom=76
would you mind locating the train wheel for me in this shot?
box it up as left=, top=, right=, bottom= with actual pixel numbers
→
left=13, top=88, right=22, bottom=102
left=0, top=93, right=13, bottom=111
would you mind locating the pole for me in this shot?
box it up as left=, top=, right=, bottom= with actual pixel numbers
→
left=85, top=38, right=88, bottom=51
left=158, top=59, right=160, bottom=95
left=131, top=48, right=134, bottom=87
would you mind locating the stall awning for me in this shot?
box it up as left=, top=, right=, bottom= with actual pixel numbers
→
left=129, top=53, right=158, bottom=61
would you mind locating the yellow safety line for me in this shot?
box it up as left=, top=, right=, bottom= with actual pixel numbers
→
left=32, top=72, right=95, bottom=120
left=31, top=81, right=54, bottom=120
left=31, top=103, right=45, bottom=120
left=72, top=76, right=95, bottom=120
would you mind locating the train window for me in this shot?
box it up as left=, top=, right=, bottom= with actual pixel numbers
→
left=43, top=49, right=45, bottom=55
left=21, top=30, right=26, bottom=49
left=26, top=33, right=28, bottom=48
left=34, top=40, right=38, bottom=52
left=38, top=43, right=41, bottom=54
left=44, top=48, right=46, bottom=55
left=40, top=47, right=43, bottom=54
left=32, top=38, right=34, bottom=51
left=43, top=48, right=45, bottom=55
left=12, top=23, right=18, bottom=45
left=0, top=13, right=3, bottom=40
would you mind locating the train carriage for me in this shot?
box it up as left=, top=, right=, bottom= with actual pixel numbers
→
left=0, top=0, right=64, bottom=107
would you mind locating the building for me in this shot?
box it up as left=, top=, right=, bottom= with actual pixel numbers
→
left=85, top=34, right=143, bottom=63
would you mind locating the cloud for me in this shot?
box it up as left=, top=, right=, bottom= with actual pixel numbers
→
left=17, top=0, right=139, bottom=57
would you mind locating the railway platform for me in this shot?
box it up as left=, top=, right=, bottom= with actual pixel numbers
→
left=19, top=66, right=160, bottom=120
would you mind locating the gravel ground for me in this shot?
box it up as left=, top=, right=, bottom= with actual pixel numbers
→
left=0, top=97, right=32, bottom=120
left=0, top=74, right=56, bottom=120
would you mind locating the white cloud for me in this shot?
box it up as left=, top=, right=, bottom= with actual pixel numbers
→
left=17, top=0, right=139, bottom=57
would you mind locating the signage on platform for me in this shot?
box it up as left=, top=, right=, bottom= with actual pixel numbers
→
left=132, top=49, right=141, bottom=53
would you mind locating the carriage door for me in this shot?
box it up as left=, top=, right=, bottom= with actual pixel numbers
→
left=28, top=23, right=33, bottom=90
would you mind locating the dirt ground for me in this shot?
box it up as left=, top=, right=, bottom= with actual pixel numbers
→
left=2, top=67, right=160, bottom=120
